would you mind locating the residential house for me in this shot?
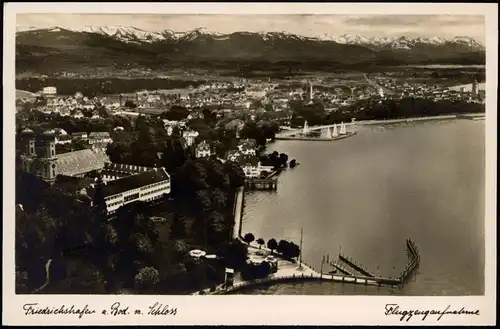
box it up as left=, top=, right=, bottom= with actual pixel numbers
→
left=195, top=141, right=211, bottom=158
left=88, top=132, right=113, bottom=145
left=238, top=155, right=260, bottom=178
left=182, top=130, right=199, bottom=147
left=72, top=132, right=88, bottom=140
left=55, top=134, right=72, bottom=145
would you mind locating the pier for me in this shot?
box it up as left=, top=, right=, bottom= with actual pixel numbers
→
left=244, top=178, right=278, bottom=191
left=192, top=239, right=421, bottom=295
left=329, top=261, right=353, bottom=276
left=338, top=254, right=375, bottom=277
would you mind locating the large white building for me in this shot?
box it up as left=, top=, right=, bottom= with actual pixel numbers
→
left=101, top=162, right=154, bottom=182
left=42, top=86, right=57, bottom=96
left=86, top=167, right=171, bottom=215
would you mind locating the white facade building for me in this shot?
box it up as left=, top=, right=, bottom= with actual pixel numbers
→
left=195, top=141, right=211, bottom=158
left=42, top=86, right=57, bottom=96
left=183, top=130, right=199, bottom=147
left=87, top=167, right=171, bottom=215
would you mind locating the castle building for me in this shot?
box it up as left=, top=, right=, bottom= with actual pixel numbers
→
left=101, top=162, right=154, bottom=182
left=84, top=167, right=171, bottom=215
left=19, top=129, right=109, bottom=183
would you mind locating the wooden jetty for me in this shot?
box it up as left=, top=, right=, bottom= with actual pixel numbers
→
left=244, top=178, right=278, bottom=191
left=330, top=261, right=353, bottom=276
left=339, top=254, right=375, bottom=277
left=399, top=238, right=420, bottom=283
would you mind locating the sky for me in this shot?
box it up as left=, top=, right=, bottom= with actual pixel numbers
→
left=17, top=14, right=485, bottom=43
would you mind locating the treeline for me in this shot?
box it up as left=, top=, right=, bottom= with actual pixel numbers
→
left=15, top=145, right=249, bottom=294
left=15, top=110, right=255, bottom=294
left=259, top=151, right=289, bottom=169
left=15, top=78, right=206, bottom=97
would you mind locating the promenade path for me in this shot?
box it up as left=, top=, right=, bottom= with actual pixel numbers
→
left=32, top=259, right=52, bottom=293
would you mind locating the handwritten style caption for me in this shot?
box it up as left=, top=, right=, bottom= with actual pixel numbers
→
left=384, top=303, right=480, bottom=322
left=23, top=302, right=177, bottom=319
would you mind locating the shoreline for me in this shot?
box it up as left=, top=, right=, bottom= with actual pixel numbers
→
left=278, top=112, right=485, bottom=138
left=354, top=113, right=485, bottom=126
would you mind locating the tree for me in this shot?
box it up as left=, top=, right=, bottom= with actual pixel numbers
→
left=267, top=238, right=278, bottom=254
left=134, top=266, right=160, bottom=290
left=243, top=233, right=255, bottom=245
left=256, top=238, right=265, bottom=249
left=124, top=100, right=137, bottom=109
left=71, top=138, right=87, bottom=151
left=165, top=105, right=189, bottom=121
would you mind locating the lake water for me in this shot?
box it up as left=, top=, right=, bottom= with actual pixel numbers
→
left=240, top=120, right=485, bottom=295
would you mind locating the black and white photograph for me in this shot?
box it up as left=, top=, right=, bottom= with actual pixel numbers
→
left=3, top=2, right=497, bottom=326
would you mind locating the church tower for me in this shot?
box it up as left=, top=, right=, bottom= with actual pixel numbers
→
left=19, top=128, right=36, bottom=173
left=40, top=131, right=57, bottom=181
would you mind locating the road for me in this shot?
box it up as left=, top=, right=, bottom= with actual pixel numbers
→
left=363, top=73, right=394, bottom=95
left=232, top=187, right=244, bottom=239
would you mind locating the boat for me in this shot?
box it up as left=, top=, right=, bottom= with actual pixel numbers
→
left=332, top=124, right=339, bottom=137
left=289, top=159, right=297, bottom=168
left=339, top=122, right=347, bottom=135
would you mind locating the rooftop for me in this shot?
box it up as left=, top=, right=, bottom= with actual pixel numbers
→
left=87, top=167, right=170, bottom=198
left=55, top=149, right=110, bottom=177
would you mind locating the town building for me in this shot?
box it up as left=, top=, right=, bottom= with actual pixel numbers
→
left=88, top=132, right=113, bottom=145
left=238, top=156, right=260, bottom=178
left=72, top=132, right=88, bottom=140
left=55, top=134, right=72, bottom=145
left=182, top=130, right=199, bottom=147
left=237, top=139, right=257, bottom=156
left=101, top=162, right=154, bottom=182
left=85, top=167, right=171, bottom=215
left=42, top=86, right=57, bottom=96
left=19, top=129, right=110, bottom=182
left=195, top=141, right=211, bottom=158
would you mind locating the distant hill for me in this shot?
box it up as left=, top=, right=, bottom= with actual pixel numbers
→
left=15, top=26, right=486, bottom=73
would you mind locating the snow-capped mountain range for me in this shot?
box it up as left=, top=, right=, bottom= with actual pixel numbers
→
left=16, top=25, right=485, bottom=50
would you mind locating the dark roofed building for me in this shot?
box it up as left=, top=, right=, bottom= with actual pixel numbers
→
left=85, top=167, right=171, bottom=215
left=72, top=132, right=88, bottom=140
left=101, top=162, right=153, bottom=182
left=55, top=149, right=110, bottom=177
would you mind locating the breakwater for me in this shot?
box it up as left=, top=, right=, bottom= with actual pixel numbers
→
left=339, top=254, right=375, bottom=277
left=275, top=132, right=356, bottom=142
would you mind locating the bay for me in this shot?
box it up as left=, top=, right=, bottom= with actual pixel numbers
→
left=240, top=120, right=485, bottom=295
